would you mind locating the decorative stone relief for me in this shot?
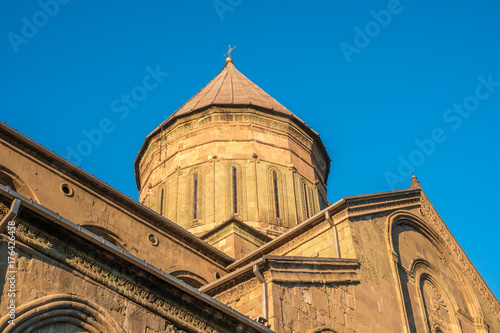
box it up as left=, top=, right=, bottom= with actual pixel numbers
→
left=421, top=280, right=451, bottom=332
left=12, top=216, right=229, bottom=333
left=422, top=280, right=447, bottom=312
left=0, top=201, right=9, bottom=219
left=420, top=194, right=500, bottom=320
left=165, top=325, right=187, bottom=333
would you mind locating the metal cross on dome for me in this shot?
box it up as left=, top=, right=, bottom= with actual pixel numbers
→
left=223, top=45, right=236, bottom=58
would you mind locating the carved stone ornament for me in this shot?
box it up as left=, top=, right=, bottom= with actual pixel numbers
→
left=0, top=201, right=9, bottom=219
left=420, top=194, right=500, bottom=320
left=12, top=212, right=247, bottom=333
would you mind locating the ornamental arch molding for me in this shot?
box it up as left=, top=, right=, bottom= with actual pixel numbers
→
left=411, top=259, right=462, bottom=331
left=169, top=270, right=209, bottom=289
left=80, top=224, right=128, bottom=251
left=0, top=294, right=124, bottom=333
left=385, top=210, right=486, bottom=329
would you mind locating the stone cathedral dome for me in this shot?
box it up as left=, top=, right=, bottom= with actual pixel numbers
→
left=135, top=55, right=330, bottom=258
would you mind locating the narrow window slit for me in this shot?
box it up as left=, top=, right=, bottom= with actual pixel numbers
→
left=303, top=183, right=310, bottom=219
left=273, top=170, right=280, bottom=218
left=193, top=173, right=198, bottom=219
left=232, top=167, right=238, bottom=214
left=160, top=188, right=164, bottom=216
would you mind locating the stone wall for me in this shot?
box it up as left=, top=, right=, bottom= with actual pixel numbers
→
left=269, top=283, right=354, bottom=333
left=137, top=108, right=326, bottom=239
left=214, top=276, right=263, bottom=321
left=270, top=221, right=336, bottom=258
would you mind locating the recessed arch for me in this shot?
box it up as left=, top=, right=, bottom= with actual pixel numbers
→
left=266, top=165, right=287, bottom=226
left=81, top=224, right=127, bottom=251
left=411, top=259, right=463, bottom=331
left=170, top=270, right=208, bottom=289
left=0, top=165, right=39, bottom=203
left=0, top=294, right=124, bottom=333
left=306, top=327, right=337, bottom=333
left=225, top=162, right=245, bottom=219
left=385, top=210, right=486, bottom=329
left=420, top=273, right=460, bottom=332
left=186, top=167, right=205, bottom=227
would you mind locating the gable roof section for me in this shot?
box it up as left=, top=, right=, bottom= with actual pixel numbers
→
left=200, top=217, right=273, bottom=244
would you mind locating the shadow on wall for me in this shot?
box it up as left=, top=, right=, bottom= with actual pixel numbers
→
left=169, top=270, right=208, bottom=289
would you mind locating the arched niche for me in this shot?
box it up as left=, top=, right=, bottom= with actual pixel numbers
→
left=80, top=224, right=127, bottom=251
left=414, top=262, right=462, bottom=332
left=170, top=270, right=208, bottom=289
left=0, top=294, right=124, bottom=333
left=385, top=211, right=485, bottom=332
left=0, top=165, right=39, bottom=203
left=306, top=327, right=337, bottom=333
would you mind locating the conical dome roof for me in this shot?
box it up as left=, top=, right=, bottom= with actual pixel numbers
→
left=159, top=58, right=293, bottom=128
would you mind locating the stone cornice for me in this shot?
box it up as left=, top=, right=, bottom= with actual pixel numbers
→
left=344, top=189, right=421, bottom=218
left=202, top=256, right=359, bottom=297
left=265, top=256, right=359, bottom=284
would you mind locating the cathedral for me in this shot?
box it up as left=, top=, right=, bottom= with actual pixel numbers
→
left=0, top=52, right=499, bottom=332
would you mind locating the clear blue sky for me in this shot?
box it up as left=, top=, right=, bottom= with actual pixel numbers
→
left=1, top=1, right=499, bottom=298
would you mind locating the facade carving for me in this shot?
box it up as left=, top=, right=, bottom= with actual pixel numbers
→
left=0, top=294, right=126, bottom=333
left=13, top=220, right=216, bottom=332
left=2, top=206, right=266, bottom=333
left=421, top=194, right=500, bottom=320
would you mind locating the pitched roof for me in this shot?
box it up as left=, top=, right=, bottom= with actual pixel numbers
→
left=165, top=58, right=293, bottom=122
